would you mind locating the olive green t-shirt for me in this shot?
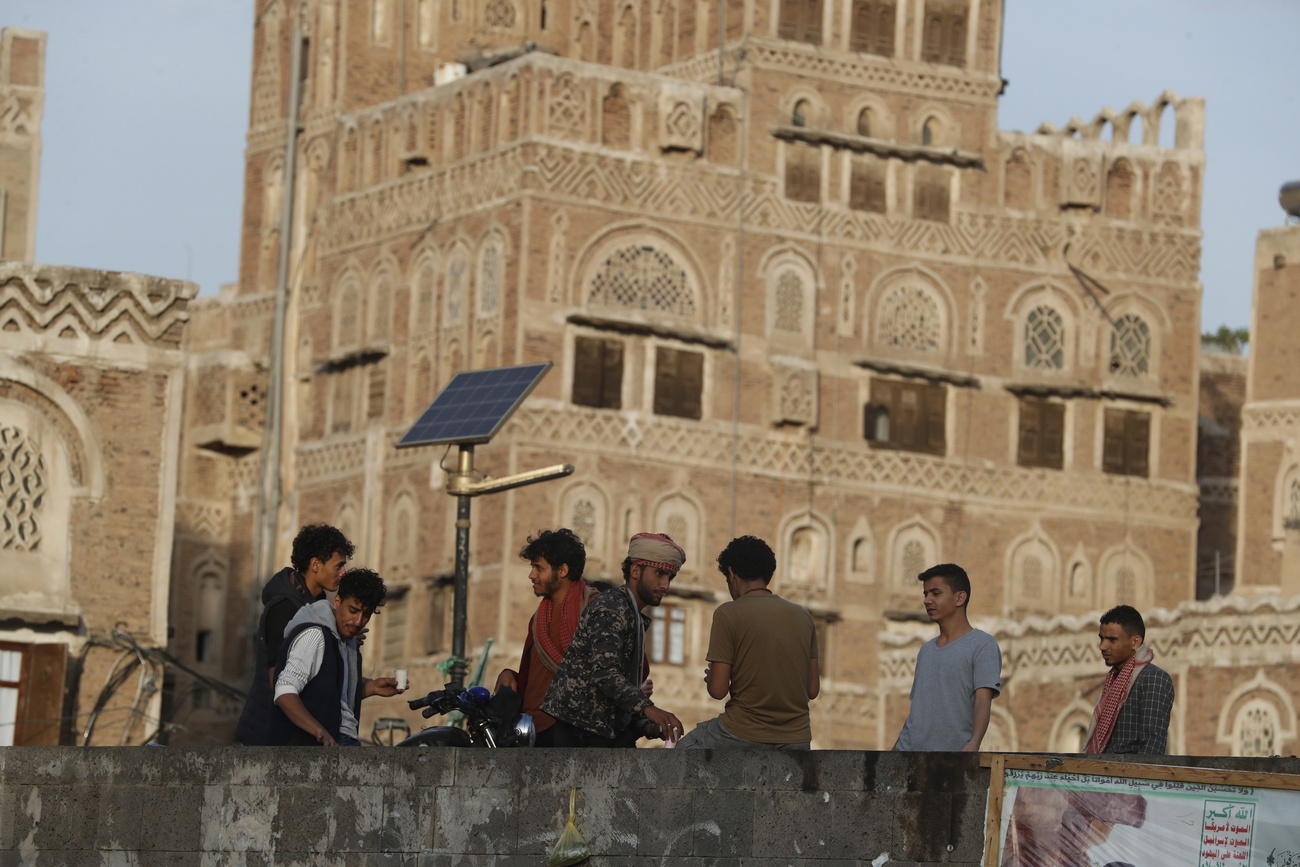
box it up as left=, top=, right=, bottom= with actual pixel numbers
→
left=707, top=593, right=817, bottom=744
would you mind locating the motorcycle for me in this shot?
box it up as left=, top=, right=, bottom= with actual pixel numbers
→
left=396, top=683, right=536, bottom=748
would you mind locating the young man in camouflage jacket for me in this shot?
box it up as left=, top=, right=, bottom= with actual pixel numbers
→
left=541, top=533, right=687, bottom=747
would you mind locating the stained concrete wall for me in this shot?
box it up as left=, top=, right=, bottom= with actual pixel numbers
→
left=2, top=748, right=1298, bottom=866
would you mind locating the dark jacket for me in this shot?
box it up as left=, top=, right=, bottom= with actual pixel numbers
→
left=1106, top=663, right=1175, bottom=754
left=267, top=613, right=364, bottom=746
left=234, top=567, right=321, bottom=745
left=541, top=585, right=652, bottom=739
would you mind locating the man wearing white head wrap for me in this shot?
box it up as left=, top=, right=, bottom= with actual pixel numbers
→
left=541, top=533, right=687, bottom=746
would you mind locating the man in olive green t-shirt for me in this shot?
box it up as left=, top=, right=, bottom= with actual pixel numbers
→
left=677, top=535, right=820, bottom=750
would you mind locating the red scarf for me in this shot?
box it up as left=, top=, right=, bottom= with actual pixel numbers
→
left=531, top=581, right=586, bottom=673
left=1084, top=644, right=1153, bottom=753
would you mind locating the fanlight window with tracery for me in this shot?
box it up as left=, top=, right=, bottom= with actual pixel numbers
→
left=1233, top=700, right=1279, bottom=757
left=1024, top=305, right=1065, bottom=370
left=877, top=285, right=942, bottom=353
left=1109, top=314, right=1151, bottom=377
left=588, top=245, right=696, bottom=318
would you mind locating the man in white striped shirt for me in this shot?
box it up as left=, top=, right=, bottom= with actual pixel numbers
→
left=270, top=569, right=404, bottom=746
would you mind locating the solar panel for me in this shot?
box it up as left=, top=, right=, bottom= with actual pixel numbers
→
left=397, top=362, right=552, bottom=448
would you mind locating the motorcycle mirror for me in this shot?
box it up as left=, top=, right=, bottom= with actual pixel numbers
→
left=513, top=713, right=536, bottom=748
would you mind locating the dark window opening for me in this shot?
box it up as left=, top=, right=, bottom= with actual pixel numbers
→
left=1017, top=397, right=1065, bottom=470
left=654, top=346, right=704, bottom=420
left=864, top=377, right=945, bottom=455
left=1103, top=407, right=1150, bottom=477
left=195, top=630, right=212, bottom=663
left=572, top=336, right=624, bottom=409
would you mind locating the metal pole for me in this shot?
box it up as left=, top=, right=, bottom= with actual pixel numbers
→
left=450, top=445, right=474, bottom=690
left=255, top=6, right=306, bottom=583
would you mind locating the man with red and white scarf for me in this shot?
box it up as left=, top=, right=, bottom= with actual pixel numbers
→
left=495, top=528, right=599, bottom=747
left=1083, top=605, right=1174, bottom=754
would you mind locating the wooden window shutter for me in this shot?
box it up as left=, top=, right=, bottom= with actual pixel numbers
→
left=600, top=338, right=623, bottom=408
left=677, top=349, right=704, bottom=419
left=1102, top=408, right=1127, bottom=474
left=778, top=0, right=803, bottom=39
left=923, top=382, right=946, bottom=455
left=572, top=336, right=603, bottom=407
left=16, top=643, right=66, bottom=745
left=1017, top=399, right=1041, bottom=466
left=1042, top=401, right=1065, bottom=468
left=874, top=3, right=896, bottom=55
left=802, top=0, right=823, bottom=44
left=1125, top=410, right=1150, bottom=477
left=850, top=0, right=871, bottom=52
left=896, top=383, right=921, bottom=448
left=654, top=347, right=703, bottom=419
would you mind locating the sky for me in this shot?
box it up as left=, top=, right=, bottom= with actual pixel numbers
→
left=7, top=0, right=1298, bottom=332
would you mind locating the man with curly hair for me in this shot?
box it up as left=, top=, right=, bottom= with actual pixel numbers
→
left=495, top=528, right=600, bottom=746
left=235, top=523, right=354, bottom=745
left=269, top=568, right=404, bottom=746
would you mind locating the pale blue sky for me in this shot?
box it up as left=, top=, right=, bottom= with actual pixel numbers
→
left=8, top=0, right=1297, bottom=331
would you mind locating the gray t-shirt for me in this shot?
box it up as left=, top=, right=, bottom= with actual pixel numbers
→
left=895, top=628, right=1002, bottom=751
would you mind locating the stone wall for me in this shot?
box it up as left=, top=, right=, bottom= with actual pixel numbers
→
left=2, top=748, right=1298, bottom=865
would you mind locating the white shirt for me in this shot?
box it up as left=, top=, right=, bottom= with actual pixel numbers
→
left=273, top=627, right=360, bottom=740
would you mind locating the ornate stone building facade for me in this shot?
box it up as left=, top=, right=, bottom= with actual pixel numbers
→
left=171, top=0, right=1223, bottom=748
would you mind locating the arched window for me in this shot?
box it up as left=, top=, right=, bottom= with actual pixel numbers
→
left=587, top=244, right=696, bottom=319
left=654, top=494, right=703, bottom=579
left=444, top=247, right=468, bottom=326
left=768, top=263, right=812, bottom=340
left=1108, top=313, right=1151, bottom=377
left=708, top=105, right=738, bottom=164
left=334, top=274, right=363, bottom=350
left=1233, top=700, right=1280, bottom=757
left=1024, top=305, right=1065, bottom=370
left=413, top=255, right=438, bottom=333
left=921, top=117, right=938, bottom=146
left=792, top=100, right=811, bottom=128
left=781, top=513, right=831, bottom=592
left=1104, top=159, right=1135, bottom=220
left=856, top=108, right=872, bottom=137
left=1004, top=150, right=1033, bottom=210
left=477, top=237, right=503, bottom=317
left=876, top=284, right=943, bottom=353
left=601, top=85, right=631, bottom=148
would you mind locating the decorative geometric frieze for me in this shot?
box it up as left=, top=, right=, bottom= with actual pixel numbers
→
left=297, top=435, right=368, bottom=483
left=0, top=263, right=196, bottom=348
left=659, top=93, right=703, bottom=153
left=1242, top=404, right=1300, bottom=439
left=502, top=405, right=1198, bottom=523
left=176, top=498, right=232, bottom=541
left=319, top=142, right=1200, bottom=285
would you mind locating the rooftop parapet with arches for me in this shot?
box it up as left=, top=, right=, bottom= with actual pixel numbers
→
left=1034, top=90, right=1205, bottom=151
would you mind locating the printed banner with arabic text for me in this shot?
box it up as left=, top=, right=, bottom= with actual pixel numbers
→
left=993, top=766, right=1300, bottom=866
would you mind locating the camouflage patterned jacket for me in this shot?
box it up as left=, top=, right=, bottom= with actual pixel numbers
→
left=541, top=585, right=651, bottom=739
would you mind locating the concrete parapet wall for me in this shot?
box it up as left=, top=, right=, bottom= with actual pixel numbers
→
left=2, top=748, right=1298, bottom=865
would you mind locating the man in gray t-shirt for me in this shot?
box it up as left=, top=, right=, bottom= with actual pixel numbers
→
left=894, top=563, right=1002, bottom=751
